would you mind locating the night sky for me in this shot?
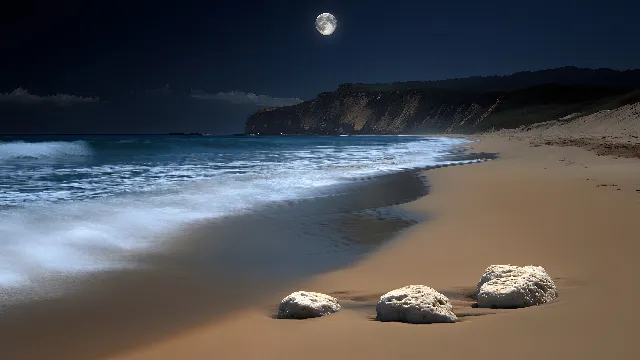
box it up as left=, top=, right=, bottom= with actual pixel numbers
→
left=1, top=0, right=638, bottom=134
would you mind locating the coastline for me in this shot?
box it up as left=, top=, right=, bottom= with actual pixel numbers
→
left=1, top=150, right=492, bottom=360
left=105, top=135, right=639, bottom=360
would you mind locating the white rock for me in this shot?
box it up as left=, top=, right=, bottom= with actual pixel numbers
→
left=376, top=285, right=458, bottom=324
left=475, top=264, right=521, bottom=295
left=476, top=265, right=558, bottom=308
left=276, top=291, right=341, bottom=319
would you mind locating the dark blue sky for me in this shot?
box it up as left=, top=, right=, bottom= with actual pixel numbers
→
left=1, top=0, right=638, bottom=134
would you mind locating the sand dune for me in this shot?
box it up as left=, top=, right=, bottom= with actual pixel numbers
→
left=490, top=102, right=640, bottom=158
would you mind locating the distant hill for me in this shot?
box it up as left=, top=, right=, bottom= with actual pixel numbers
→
left=246, top=67, right=640, bottom=135
left=338, top=66, right=640, bottom=92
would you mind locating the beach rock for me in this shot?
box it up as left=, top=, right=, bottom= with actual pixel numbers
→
left=276, top=291, right=341, bottom=319
left=476, top=265, right=558, bottom=308
left=475, top=264, right=522, bottom=295
left=376, top=285, right=458, bottom=324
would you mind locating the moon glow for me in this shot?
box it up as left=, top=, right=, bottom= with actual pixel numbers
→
left=315, top=13, right=337, bottom=36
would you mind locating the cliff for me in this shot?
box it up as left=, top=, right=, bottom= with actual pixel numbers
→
left=244, top=67, right=640, bottom=135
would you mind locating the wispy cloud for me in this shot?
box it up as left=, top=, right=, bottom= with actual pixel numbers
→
left=0, top=88, right=99, bottom=106
left=190, top=90, right=303, bottom=107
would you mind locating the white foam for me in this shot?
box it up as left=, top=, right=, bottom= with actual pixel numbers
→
left=0, top=172, right=336, bottom=291
left=0, top=141, right=92, bottom=161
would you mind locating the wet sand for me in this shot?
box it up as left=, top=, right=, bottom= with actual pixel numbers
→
left=105, top=136, right=640, bottom=360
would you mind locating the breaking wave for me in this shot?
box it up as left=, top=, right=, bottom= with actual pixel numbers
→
left=0, top=141, right=92, bottom=161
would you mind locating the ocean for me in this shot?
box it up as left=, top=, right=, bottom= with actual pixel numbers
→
left=0, top=134, right=488, bottom=303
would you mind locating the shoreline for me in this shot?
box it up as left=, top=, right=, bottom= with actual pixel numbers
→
left=0, top=148, right=493, bottom=360
left=106, top=135, right=639, bottom=360
left=2, top=133, right=638, bottom=359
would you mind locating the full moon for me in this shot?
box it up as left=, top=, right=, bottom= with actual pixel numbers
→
left=315, top=13, right=337, bottom=36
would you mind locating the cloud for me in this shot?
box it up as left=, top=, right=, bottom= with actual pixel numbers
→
left=0, top=88, right=99, bottom=106
left=190, top=90, right=303, bottom=107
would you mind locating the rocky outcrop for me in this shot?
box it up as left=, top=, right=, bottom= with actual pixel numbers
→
left=245, top=68, right=640, bottom=136
left=246, top=87, right=502, bottom=135
left=276, top=291, right=341, bottom=319
left=375, top=285, right=458, bottom=324
left=476, top=265, right=558, bottom=308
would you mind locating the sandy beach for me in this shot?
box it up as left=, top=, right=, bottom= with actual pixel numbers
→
left=2, top=108, right=639, bottom=360
left=101, top=121, right=640, bottom=359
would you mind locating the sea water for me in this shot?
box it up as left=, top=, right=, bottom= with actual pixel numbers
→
left=0, top=135, right=481, bottom=294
